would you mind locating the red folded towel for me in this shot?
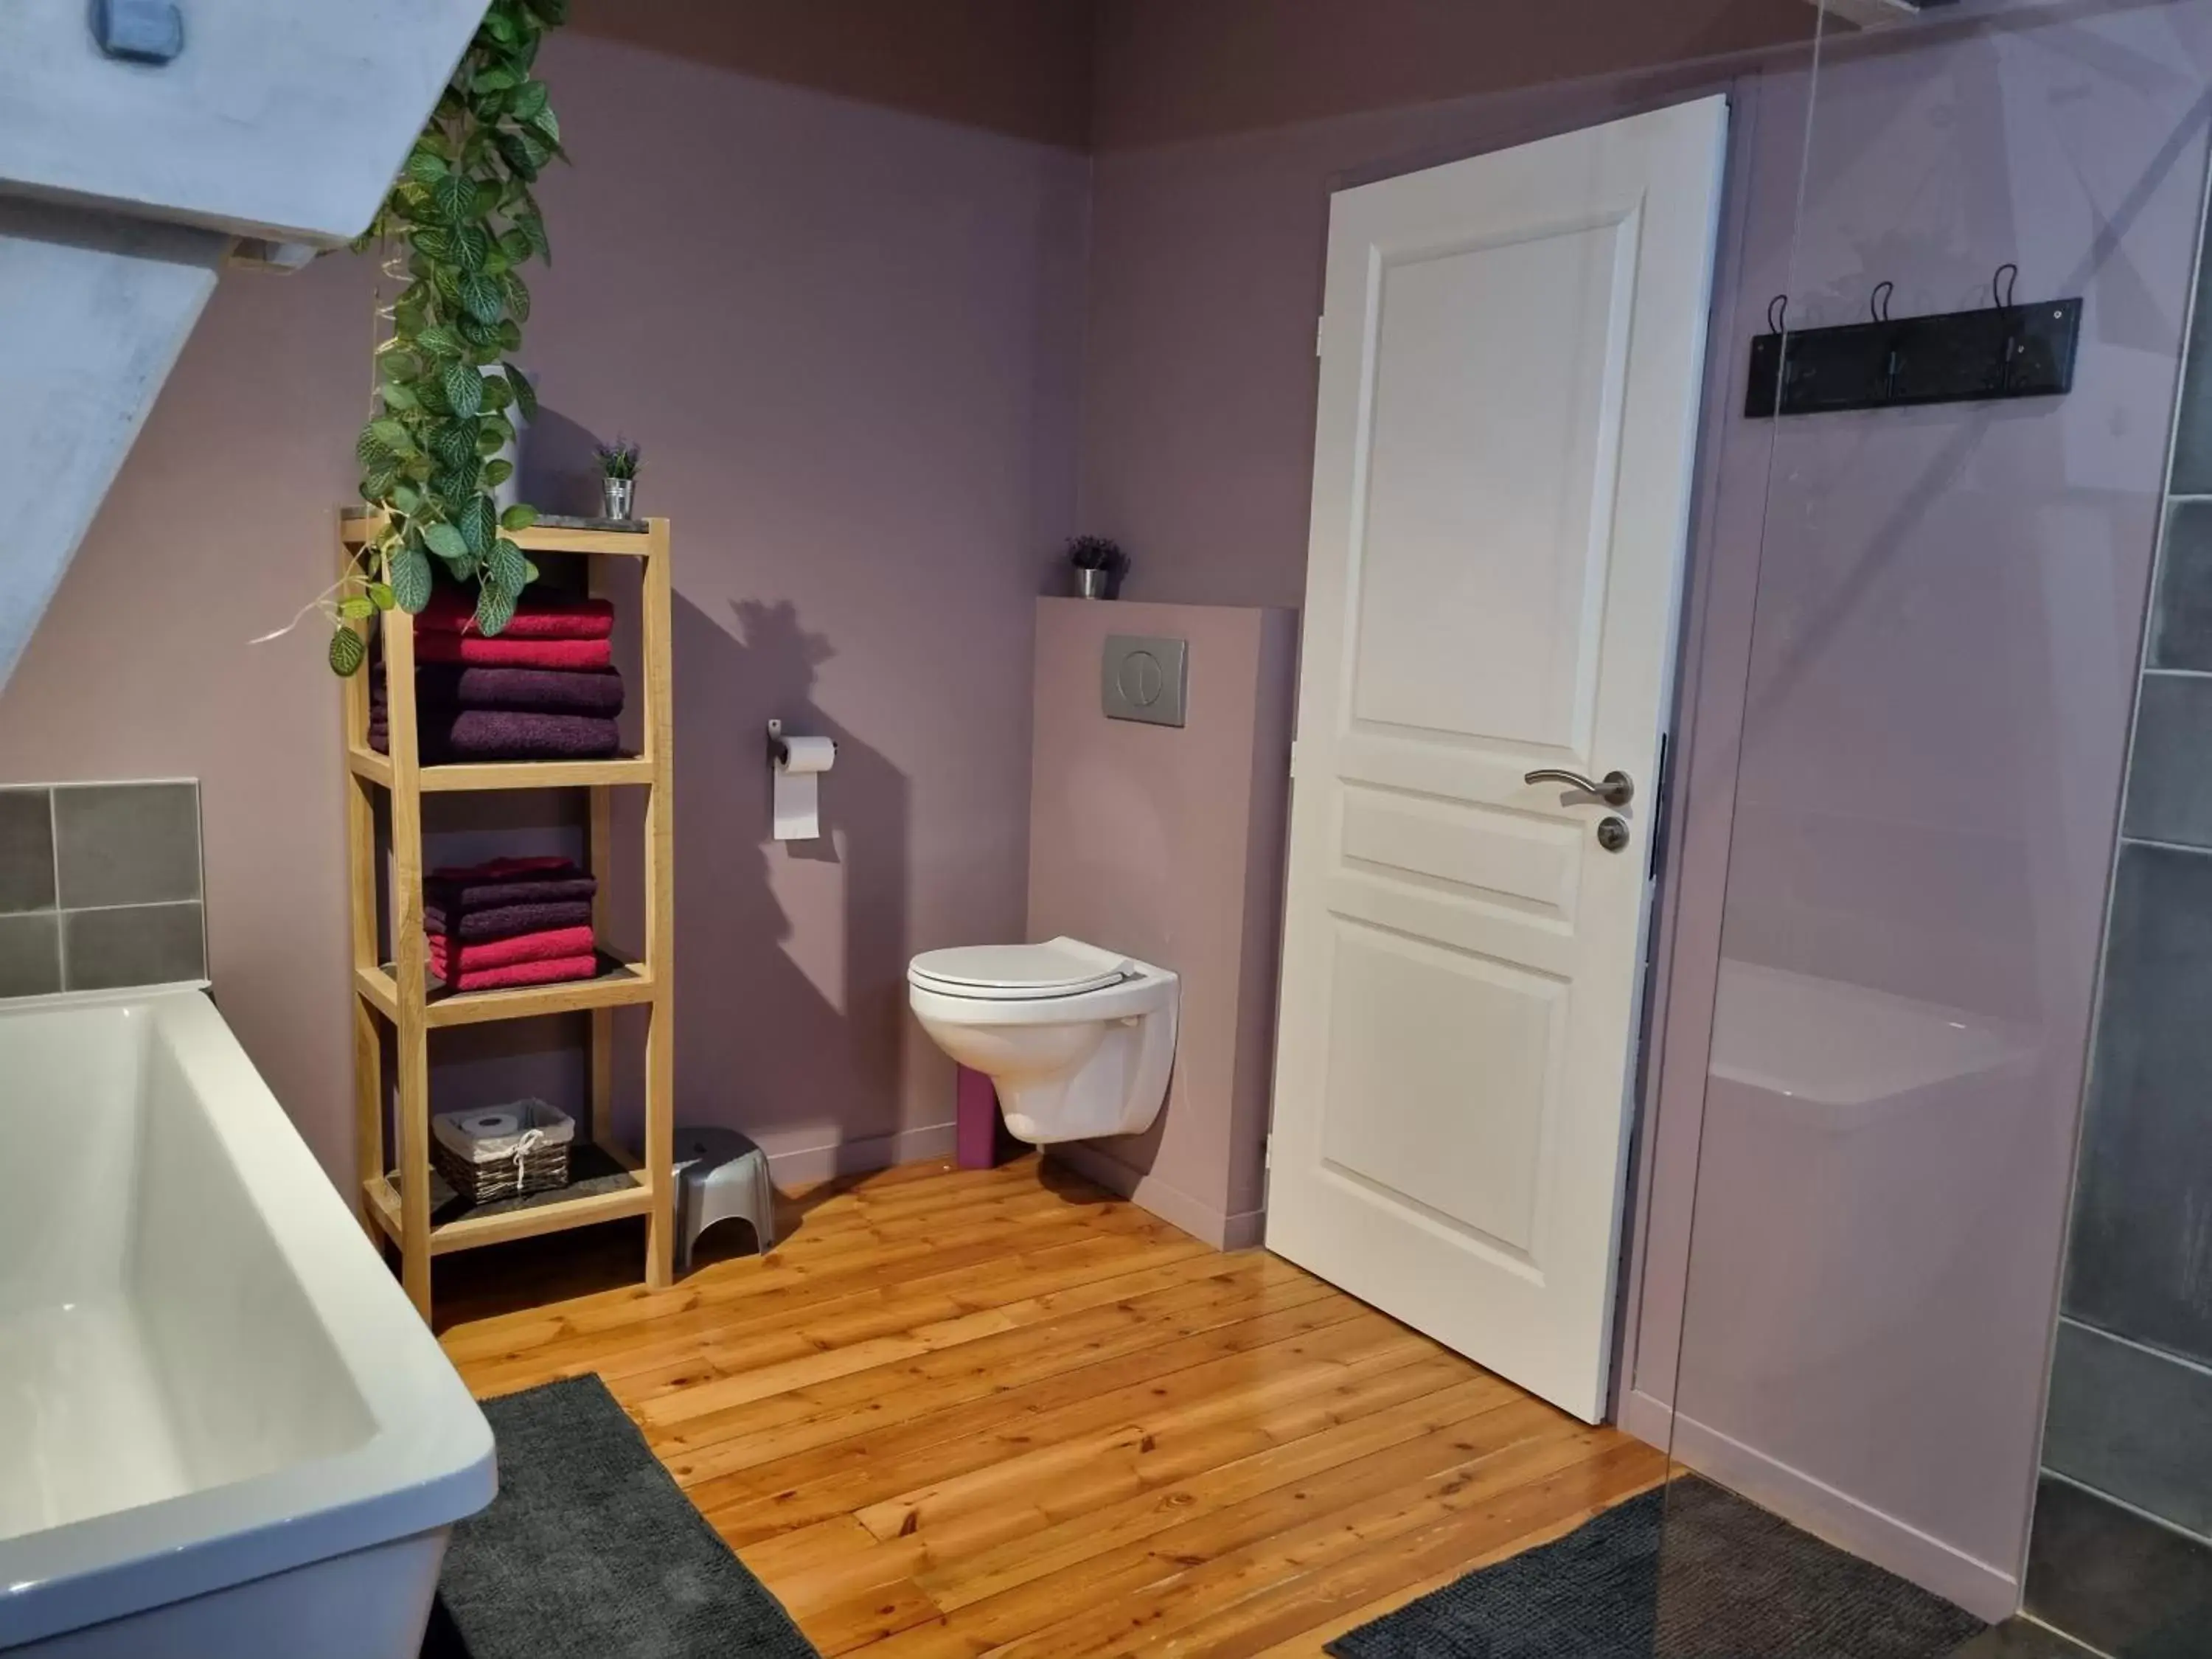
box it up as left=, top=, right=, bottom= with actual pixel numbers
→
left=428, top=925, right=597, bottom=976
left=418, top=585, right=615, bottom=640
left=431, top=953, right=600, bottom=993
left=411, top=634, right=613, bottom=669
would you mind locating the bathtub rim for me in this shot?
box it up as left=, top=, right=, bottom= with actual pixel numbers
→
left=0, top=986, right=495, bottom=1650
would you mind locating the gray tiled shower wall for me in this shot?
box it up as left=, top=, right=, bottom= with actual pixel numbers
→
left=2024, top=244, right=2212, bottom=1648
left=0, top=782, right=208, bottom=997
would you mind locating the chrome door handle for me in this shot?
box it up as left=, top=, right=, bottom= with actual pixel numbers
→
left=1524, top=768, right=1635, bottom=808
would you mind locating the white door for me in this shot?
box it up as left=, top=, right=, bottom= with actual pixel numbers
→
left=1266, top=97, right=1728, bottom=1423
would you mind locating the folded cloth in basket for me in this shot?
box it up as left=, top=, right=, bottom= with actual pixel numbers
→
left=425, top=899, right=595, bottom=942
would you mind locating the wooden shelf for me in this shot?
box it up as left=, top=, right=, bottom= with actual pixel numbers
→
left=341, top=509, right=676, bottom=1322
left=341, top=509, right=662, bottom=558
left=347, top=746, right=654, bottom=793
left=363, top=1141, right=653, bottom=1256
left=355, top=955, right=655, bottom=1029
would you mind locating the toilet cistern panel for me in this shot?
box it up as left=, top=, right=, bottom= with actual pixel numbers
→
left=1102, top=635, right=1188, bottom=727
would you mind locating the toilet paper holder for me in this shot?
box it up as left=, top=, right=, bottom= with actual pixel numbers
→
left=767, top=717, right=837, bottom=768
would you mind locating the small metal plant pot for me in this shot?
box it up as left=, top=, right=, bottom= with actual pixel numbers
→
left=1074, top=567, right=1110, bottom=599
left=602, top=477, right=636, bottom=521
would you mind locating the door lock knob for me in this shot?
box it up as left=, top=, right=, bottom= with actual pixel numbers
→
left=1596, top=817, right=1631, bottom=854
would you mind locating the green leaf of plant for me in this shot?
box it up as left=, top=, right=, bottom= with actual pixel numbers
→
left=442, top=361, right=484, bottom=419
left=458, top=271, right=504, bottom=324
left=500, top=270, right=531, bottom=322
left=329, top=627, right=368, bottom=677
left=502, top=364, right=538, bottom=422
left=422, top=521, right=469, bottom=563
left=477, top=413, right=515, bottom=453
left=452, top=223, right=492, bottom=271
left=355, top=426, right=394, bottom=470
left=463, top=493, right=500, bottom=556
left=473, top=65, right=520, bottom=94
left=411, top=226, right=454, bottom=261
left=368, top=417, right=415, bottom=456
left=415, top=323, right=464, bottom=360
left=403, top=149, right=448, bottom=187
left=488, top=536, right=529, bottom=593
left=390, top=544, right=434, bottom=611
left=338, top=595, right=376, bottom=622
left=430, top=420, right=476, bottom=469
left=391, top=481, right=422, bottom=515
left=479, top=371, right=513, bottom=411
left=481, top=8, right=517, bottom=46
left=526, top=106, right=560, bottom=148
left=377, top=348, right=420, bottom=383
left=431, top=170, right=476, bottom=224
left=500, top=504, right=540, bottom=532
left=495, top=131, right=542, bottom=181
left=483, top=458, right=514, bottom=487
left=526, top=0, right=569, bottom=21
left=510, top=80, right=549, bottom=122
left=380, top=380, right=419, bottom=413
left=475, top=578, right=518, bottom=637
left=367, top=582, right=397, bottom=611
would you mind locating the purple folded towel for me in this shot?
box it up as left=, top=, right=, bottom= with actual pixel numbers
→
left=369, top=711, right=622, bottom=762
left=425, top=874, right=599, bottom=911
left=372, top=664, right=625, bottom=716
left=423, top=898, right=597, bottom=942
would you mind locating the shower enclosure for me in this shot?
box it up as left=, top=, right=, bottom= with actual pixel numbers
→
left=1627, top=0, right=2212, bottom=1652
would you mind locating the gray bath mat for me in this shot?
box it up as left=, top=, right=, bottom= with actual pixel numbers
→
left=421, top=1374, right=818, bottom=1659
left=1329, top=1477, right=1986, bottom=1658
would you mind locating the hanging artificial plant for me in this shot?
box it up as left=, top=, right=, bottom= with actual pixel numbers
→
left=327, top=0, right=568, bottom=677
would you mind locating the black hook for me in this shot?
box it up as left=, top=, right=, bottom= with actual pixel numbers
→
left=1768, top=293, right=1789, bottom=335
left=1871, top=280, right=1894, bottom=324
left=1992, top=262, right=2019, bottom=310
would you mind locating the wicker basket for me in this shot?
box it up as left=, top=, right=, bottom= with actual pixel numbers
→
left=431, top=1099, right=574, bottom=1206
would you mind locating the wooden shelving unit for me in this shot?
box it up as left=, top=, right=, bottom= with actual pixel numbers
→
left=339, top=510, right=675, bottom=1321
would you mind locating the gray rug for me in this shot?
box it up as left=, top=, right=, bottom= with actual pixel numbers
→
left=1329, top=1478, right=1986, bottom=1659
left=421, top=1374, right=818, bottom=1659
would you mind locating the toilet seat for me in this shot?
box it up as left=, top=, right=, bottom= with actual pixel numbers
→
left=908, top=939, right=1134, bottom=1003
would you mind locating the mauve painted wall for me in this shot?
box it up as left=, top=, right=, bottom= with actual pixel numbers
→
left=1026, top=598, right=1297, bottom=1248
left=0, top=29, right=1090, bottom=1189
left=1076, top=0, right=2212, bottom=1615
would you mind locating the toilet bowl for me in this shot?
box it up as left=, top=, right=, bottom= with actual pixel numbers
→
left=907, top=937, right=1178, bottom=1144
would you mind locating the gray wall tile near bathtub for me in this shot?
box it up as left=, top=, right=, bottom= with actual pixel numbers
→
left=2152, top=501, right=2212, bottom=670
left=0, top=787, right=55, bottom=914
left=2121, top=675, right=2212, bottom=848
left=2044, top=1319, right=2212, bottom=1541
left=0, top=912, right=61, bottom=997
left=2064, top=842, right=2212, bottom=1365
left=52, top=782, right=201, bottom=908
left=62, top=902, right=206, bottom=992
left=2025, top=1477, right=2212, bottom=1656
left=2168, top=248, right=2212, bottom=494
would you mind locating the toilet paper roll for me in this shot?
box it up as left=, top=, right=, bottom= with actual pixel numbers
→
left=773, top=734, right=837, bottom=840
left=461, top=1110, right=522, bottom=1141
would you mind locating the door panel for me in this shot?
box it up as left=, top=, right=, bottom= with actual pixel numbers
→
left=1267, top=97, right=1728, bottom=1422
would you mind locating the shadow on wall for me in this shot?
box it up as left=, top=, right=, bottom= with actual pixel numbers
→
left=666, top=591, right=917, bottom=1169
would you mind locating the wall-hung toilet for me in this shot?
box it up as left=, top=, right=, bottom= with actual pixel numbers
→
left=908, top=937, right=1178, bottom=1144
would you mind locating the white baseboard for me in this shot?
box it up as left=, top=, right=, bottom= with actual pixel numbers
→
left=1621, top=1388, right=2020, bottom=1622
left=753, top=1121, right=957, bottom=1187
left=1047, top=1143, right=1260, bottom=1250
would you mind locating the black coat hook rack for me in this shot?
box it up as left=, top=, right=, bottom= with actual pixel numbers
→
left=1746, top=268, right=2080, bottom=419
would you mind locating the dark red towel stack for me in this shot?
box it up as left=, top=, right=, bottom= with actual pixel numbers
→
left=425, top=858, right=599, bottom=992
left=372, top=585, right=626, bottom=762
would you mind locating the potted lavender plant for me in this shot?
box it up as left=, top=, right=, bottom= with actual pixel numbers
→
left=595, top=439, right=641, bottom=521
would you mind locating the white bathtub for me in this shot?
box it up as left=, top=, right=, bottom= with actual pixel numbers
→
left=0, top=988, right=494, bottom=1658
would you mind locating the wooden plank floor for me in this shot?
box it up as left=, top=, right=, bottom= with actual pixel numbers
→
left=436, top=1155, right=1667, bottom=1657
